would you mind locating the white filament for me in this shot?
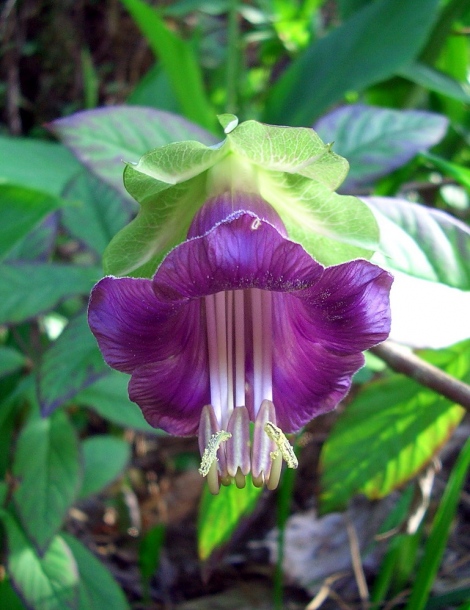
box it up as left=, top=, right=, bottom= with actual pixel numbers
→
left=206, top=288, right=273, bottom=423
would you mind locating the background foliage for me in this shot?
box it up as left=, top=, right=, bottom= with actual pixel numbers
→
left=1, top=0, right=470, bottom=608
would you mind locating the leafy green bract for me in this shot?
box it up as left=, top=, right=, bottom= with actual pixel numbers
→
left=104, top=117, right=379, bottom=277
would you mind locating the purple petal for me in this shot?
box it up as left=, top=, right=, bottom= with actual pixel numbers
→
left=302, top=260, right=393, bottom=354
left=88, top=276, right=178, bottom=373
left=153, top=213, right=324, bottom=300
left=89, top=210, right=392, bottom=437
left=269, top=261, right=392, bottom=432
left=187, top=192, right=287, bottom=238
left=88, top=276, right=210, bottom=435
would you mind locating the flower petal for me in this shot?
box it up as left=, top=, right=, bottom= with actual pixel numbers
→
left=88, top=276, right=174, bottom=373
left=269, top=260, right=392, bottom=432
left=89, top=277, right=210, bottom=435
left=153, top=212, right=324, bottom=301
left=187, top=191, right=287, bottom=238
left=297, top=260, right=393, bottom=355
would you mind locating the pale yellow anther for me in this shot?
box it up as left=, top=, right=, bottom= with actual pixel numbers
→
left=198, top=430, right=232, bottom=477
left=264, top=421, right=298, bottom=469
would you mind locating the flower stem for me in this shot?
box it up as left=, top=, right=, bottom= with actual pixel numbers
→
left=371, top=341, right=470, bottom=411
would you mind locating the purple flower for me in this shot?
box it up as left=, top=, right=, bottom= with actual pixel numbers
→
left=88, top=193, right=392, bottom=493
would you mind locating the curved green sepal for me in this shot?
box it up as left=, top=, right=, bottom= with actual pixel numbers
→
left=104, top=119, right=378, bottom=277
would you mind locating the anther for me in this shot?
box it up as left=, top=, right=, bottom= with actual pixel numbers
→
left=264, top=421, right=298, bottom=469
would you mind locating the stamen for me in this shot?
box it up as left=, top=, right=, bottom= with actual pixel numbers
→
left=234, top=290, right=245, bottom=407
left=251, top=289, right=273, bottom=417
left=264, top=422, right=298, bottom=469
left=205, top=295, right=222, bottom=423
left=251, top=399, right=277, bottom=486
left=266, top=450, right=283, bottom=490
left=226, top=290, right=234, bottom=419
left=215, top=292, right=229, bottom=426
left=261, top=291, right=273, bottom=402
left=198, top=430, right=232, bottom=477
left=251, top=288, right=263, bottom=415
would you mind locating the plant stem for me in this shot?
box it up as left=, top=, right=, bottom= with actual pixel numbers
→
left=226, top=0, right=240, bottom=114
left=371, top=341, right=470, bottom=411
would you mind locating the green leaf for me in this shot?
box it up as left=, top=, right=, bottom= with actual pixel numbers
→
left=38, top=312, right=109, bottom=416
left=0, top=263, right=100, bottom=324
left=79, top=435, right=131, bottom=499
left=1, top=511, right=79, bottom=610
left=260, top=172, right=379, bottom=265
left=62, top=534, right=130, bottom=610
left=62, top=171, right=131, bottom=256
left=422, top=152, right=470, bottom=190
left=319, top=342, right=469, bottom=514
left=50, top=107, right=216, bottom=199
left=198, top=478, right=263, bottom=561
left=13, top=410, right=82, bottom=552
left=405, top=435, right=470, bottom=610
left=264, top=0, right=440, bottom=125
left=0, top=577, right=27, bottom=610
left=0, top=136, right=81, bottom=196
left=74, top=371, right=161, bottom=433
left=366, top=196, right=470, bottom=290
left=119, top=0, right=216, bottom=132
left=127, top=64, right=180, bottom=113
left=139, top=524, right=165, bottom=596
left=105, top=139, right=227, bottom=276
left=314, top=106, right=448, bottom=192
left=6, top=214, right=58, bottom=262
left=0, top=346, right=26, bottom=378
left=228, top=120, right=349, bottom=190
left=104, top=120, right=379, bottom=275
left=0, top=184, right=66, bottom=261
left=398, top=61, right=470, bottom=103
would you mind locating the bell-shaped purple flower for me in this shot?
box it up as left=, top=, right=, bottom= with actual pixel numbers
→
left=88, top=193, right=392, bottom=493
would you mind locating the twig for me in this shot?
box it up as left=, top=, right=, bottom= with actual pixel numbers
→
left=345, top=515, right=369, bottom=609
left=305, top=572, right=349, bottom=610
left=371, top=341, right=470, bottom=412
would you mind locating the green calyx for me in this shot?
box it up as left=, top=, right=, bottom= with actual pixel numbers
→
left=103, top=116, right=379, bottom=278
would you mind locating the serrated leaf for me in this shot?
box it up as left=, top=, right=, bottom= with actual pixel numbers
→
left=314, top=106, right=448, bottom=191
left=366, top=196, right=470, bottom=289
left=62, top=171, right=132, bottom=256
left=74, top=371, right=161, bottom=433
left=1, top=511, right=79, bottom=610
left=79, top=435, right=130, bottom=499
left=13, top=410, right=82, bottom=552
left=0, top=136, right=81, bottom=196
left=319, top=342, right=469, bottom=514
left=49, top=106, right=217, bottom=198
left=38, top=312, right=109, bottom=416
left=198, top=478, right=263, bottom=561
left=0, top=263, right=100, bottom=324
left=0, top=346, right=26, bottom=378
left=0, top=185, right=67, bottom=261
left=62, top=534, right=130, bottom=610
left=266, top=0, right=440, bottom=125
